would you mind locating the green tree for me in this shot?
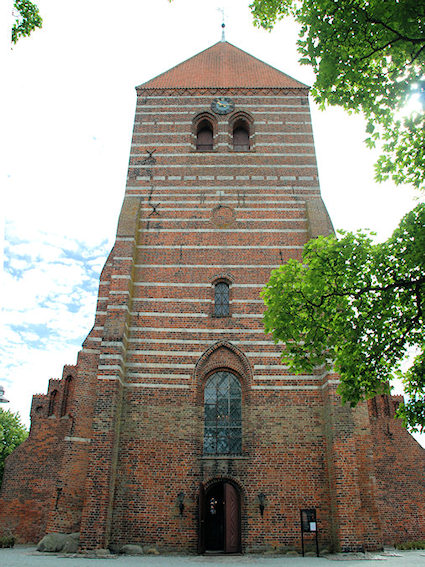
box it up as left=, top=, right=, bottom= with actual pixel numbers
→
left=12, top=0, right=42, bottom=44
left=0, top=409, right=28, bottom=487
left=250, top=0, right=425, bottom=190
left=262, top=204, right=425, bottom=431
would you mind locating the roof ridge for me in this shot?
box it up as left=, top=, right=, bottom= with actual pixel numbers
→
left=222, top=41, right=308, bottom=88
left=137, top=41, right=308, bottom=90
left=138, top=41, right=224, bottom=89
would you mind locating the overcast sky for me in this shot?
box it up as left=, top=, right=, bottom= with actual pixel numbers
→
left=3, top=0, right=423, bottom=445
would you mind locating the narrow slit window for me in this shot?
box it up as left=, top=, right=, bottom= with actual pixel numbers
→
left=214, top=282, right=229, bottom=317
left=196, top=120, right=213, bottom=151
left=60, top=376, right=73, bottom=417
left=48, top=390, right=58, bottom=417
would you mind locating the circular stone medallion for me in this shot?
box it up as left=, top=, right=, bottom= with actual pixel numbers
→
left=211, top=205, right=236, bottom=228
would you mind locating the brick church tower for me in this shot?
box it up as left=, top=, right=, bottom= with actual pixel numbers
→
left=1, top=41, right=424, bottom=554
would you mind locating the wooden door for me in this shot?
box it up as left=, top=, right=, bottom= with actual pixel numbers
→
left=224, top=482, right=240, bottom=553
left=198, top=483, right=205, bottom=554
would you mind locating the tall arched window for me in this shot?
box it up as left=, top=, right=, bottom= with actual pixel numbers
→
left=233, top=119, right=250, bottom=151
left=48, top=390, right=58, bottom=417
left=214, top=281, right=229, bottom=317
left=204, top=371, right=242, bottom=455
left=196, top=119, right=213, bottom=151
left=60, top=375, right=73, bottom=417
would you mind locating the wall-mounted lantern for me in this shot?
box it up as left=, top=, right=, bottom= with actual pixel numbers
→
left=177, top=492, right=185, bottom=516
left=258, top=492, right=266, bottom=516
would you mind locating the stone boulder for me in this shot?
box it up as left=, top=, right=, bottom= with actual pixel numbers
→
left=145, top=546, right=159, bottom=555
left=62, top=533, right=80, bottom=553
left=37, top=533, right=69, bottom=552
left=120, top=544, right=144, bottom=555
left=37, top=532, right=80, bottom=553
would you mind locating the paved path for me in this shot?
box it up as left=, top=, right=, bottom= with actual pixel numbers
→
left=1, top=547, right=424, bottom=567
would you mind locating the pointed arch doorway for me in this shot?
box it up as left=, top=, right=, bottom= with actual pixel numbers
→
left=199, top=481, right=241, bottom=554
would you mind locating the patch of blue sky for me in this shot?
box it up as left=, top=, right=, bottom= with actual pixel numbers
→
left=60, top=240, right=108, bottom=275
left=10, top=323, right=52, bottom=346
left=81, top=273, right=101, bottom=293
left=4, top=260, right=28, bottom=280
left=60, top=245, right=89, bottom=263
left=4, top=243, right=34, bottom=276
left=66, top=302, right=81, bottom=313
left=4, top=243, right=32, bottom=263
left=5, top=228, right=38, bottom=252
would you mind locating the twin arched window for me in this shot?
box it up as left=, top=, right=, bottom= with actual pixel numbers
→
left=204, top=371, right=242, bottom=455
left=195, top=115, right=251, bottom=151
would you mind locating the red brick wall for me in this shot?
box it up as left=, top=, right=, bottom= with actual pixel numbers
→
left=0, top=412, right=70, bottom=542
left=77, top=86, right=378, bottom=553
left=0, top=358, right=97, bottom=542
left=2, top=81, right=424, bottom=554
left=368, top=395, right=425, bottom=545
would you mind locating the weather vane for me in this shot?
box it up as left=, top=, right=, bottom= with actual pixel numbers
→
left=218, top=7, right=226, bottom=41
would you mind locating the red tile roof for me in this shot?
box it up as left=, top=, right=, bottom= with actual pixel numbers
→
left=139, top=41, right=307, bottom=89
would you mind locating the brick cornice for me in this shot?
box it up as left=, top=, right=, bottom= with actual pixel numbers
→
left=136, top=87, right=309, bottom=97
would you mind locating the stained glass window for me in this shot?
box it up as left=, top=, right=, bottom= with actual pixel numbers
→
left=204, top=371, right=242, bottom=455
left=214, top=282, right=229, bottom=317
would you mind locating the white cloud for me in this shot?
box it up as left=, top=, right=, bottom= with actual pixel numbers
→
left=2, top=219, right=109, bottom=428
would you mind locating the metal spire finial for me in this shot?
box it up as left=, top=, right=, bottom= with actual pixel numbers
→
left=218, top=7, right=226, bottom=42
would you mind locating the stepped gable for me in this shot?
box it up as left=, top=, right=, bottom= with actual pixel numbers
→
left=139, top=41, right=308, bottom=89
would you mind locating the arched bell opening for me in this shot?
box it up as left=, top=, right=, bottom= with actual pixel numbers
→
left=229, top=111, right=254, bottom=151
left=196, top=119, right=214, bottom=151
left=232, top=120, right=250, bottom=151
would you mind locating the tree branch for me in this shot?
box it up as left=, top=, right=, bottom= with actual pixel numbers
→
left=364, top=12, right=425, bottom=45
left=410, top=43, right=425, bottom=66
left=297, top=275, right=425, bottom=310
left=357, top=37, right=403, bottom=62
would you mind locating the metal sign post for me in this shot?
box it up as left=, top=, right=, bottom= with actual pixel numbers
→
left=300, top=508, right=319, bottom=557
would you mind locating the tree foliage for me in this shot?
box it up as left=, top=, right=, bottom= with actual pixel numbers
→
left=250, top=0, right=425, bottom=190
left=262, top=204, right=425, bottom=431
left=12, top=0, right=42, bottom=44
left=0, top=409, right=28, bottom=487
